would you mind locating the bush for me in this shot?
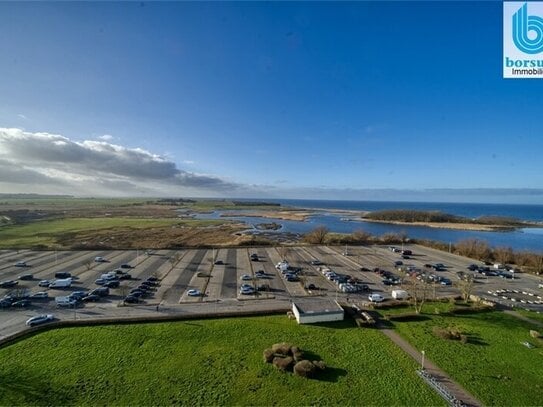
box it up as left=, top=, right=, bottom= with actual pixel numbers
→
left=530, top=330, right=541, bottom=339
left=291, top=346, right=304, bottom=362
left=460, top=334, right=469, bottom=344
left=293, top=360, right=316, bottom=378
left=433, top=326, right=462, bottom=341
left=263, top=348, right=274, bottom=363
left=272, top=342, right=292, bottom=356
left=313, top=360, right=326, bottom=370
left=273, top=356, right=293, bottom=372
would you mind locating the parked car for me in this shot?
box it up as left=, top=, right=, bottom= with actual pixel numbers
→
left=214, top=260, right=224, bottom=265
left=240, top=286, right=255, bottom=295
left=15, top=261, right=28, bottom=267
left=12, top=299, right=31, bottom=307
left=257, top=284, right=270, bottom=291
left=250, top=254, right=259, bottom=261
left=94, top=278, right=107, bottom=286
left=310, top=260, right=322, bottom=266
left=0, top=280, right=18, bottom=288
left=118, top=273, right=132, bottom=280
left=54, top=272, right=71, bottom=279
left=306, top=283, right=316, bottom=290
left=241, top=274, right=252, bottom=281
left=82, top=294, right=100, bottom=302
left=38, top=280, right=51, bottom=287
left=146, top=276, right=158, bottom=282
left=30, top=292, right=49, bottom=299
left=89, top=287, right=109, bottom=297
left=104, top=280, right=120, bottom=288
left=123, top=296, right=141, bottom=304
left=368, top=293, right=385, bottom=303
left=26, top=314, right=54, bottom=327
left=440, top=278, right=452, bottom=286
left=187, top=289, right=202, bottom=297
left=0, top=299, right=13, bottom=308
left=19, top=274, right=33, bottom=280
left=120, top=263, right=133, bottom=269
left=94, top=256, right=107, bottom=263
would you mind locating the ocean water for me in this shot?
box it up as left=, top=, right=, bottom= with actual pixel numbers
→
left=197, top=199, right=543, bottom=251
left=260, top=199, right=543, bottom=222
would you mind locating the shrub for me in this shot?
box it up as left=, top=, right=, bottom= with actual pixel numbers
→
left=291, top=346, right=304, bottom=362
left=273, top=356, right=293, bottom=372
left=293, top=360, right=316, bottom=378
left=272, top=342, right=292, bottom=356
left=460, top=334, right=469, bottom=344
left=263, top=348, right=274, bottom=363
left=313, top=360, right=326, bottom=370
left=530, top=330, right=541, bottom=339
left=433, top=326, right=462, bottom=340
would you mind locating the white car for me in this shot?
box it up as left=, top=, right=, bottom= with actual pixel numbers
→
left=15, top=261, right=28, bottom=267
left=26, top=314, right=54, bottom=327
left=94, top=256, right=107, bottom=263
left=240, top=285, right=255, bottom=295
left=38, top=280, right=51, bottom=287
left=187, top=289, right=202, bottom=297
left=368, top=293, right=385, bottom=303
left=240, top=274, right=252, bottom=281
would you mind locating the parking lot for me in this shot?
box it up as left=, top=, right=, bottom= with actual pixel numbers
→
left=1, top=245, right=543, bottom=337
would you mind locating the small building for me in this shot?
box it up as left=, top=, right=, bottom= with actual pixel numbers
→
left=291, top=299, right=344, bottom=324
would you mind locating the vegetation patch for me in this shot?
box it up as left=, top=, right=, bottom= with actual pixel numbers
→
left=391, top=311, right=543, bottom=406
left=0, top=316, right=444, bottom=406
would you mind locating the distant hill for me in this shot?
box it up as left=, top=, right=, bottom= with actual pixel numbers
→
left=0, top=193, right=74, bottom=199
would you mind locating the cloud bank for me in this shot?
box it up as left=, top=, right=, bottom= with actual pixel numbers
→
left=0, top=128, right=238, bottom=197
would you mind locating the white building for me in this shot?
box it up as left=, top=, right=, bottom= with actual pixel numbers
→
left=291, top=299, right=344, bottom=324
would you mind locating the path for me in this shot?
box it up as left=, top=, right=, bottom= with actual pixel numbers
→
left=380, top=327, right=482, bottom=407
left=504, top=310, right=543, bottom=328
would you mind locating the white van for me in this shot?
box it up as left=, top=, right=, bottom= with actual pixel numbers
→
left=49, top=278, right=72, bottom=289
left=392, top=289, right=409, bottom=300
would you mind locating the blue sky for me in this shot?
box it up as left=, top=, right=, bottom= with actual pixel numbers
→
left=0, top=1, right=542, bottom=202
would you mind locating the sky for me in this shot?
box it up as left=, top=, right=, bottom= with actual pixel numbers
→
left=0, top=1, right=542, bottom=203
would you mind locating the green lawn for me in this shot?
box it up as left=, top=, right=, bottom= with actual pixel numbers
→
left=0, top=217, right=224, bottom=248
left=0, top=316, right=444, bottom=406
left=517, top=308, right=543, bottom=325
left=391, top=310, right=543, bottom=406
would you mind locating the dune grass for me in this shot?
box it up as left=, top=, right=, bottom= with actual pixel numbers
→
left=0, top=316, right=444, bottom=406
left=0, top=218, right=223, bottom=248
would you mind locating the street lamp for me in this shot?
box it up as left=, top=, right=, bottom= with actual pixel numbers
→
left=421, top=350, right=425, bottom=370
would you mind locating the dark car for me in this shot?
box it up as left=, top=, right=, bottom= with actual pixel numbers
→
left=467, top=264, right=479, bottom=271
left=124, top=296, right=142, bottom=304
left=250, top=254, right=259, bottom=262
left=12, top=299, right=31, bottom=307
left=82, top=294, right=100, bottom=302
left=118, top=273, right=132, bottom=280
left=360, top=267, right=370, bottom=272
left=104, top=280, right=120, bottom=288
left=55, top=272, right=71, bottom=279
left=120, top=264, right=133, bottom=269
left=69, top=291, right=88, bottom=301
left=0, top=299, right=13, bottom=308
left=306, top=283, right=317, bottom=290
left=19, top=274, right=34, bottom=280
left=89, top=287, right=109, bottom=297
left=129, top=290, right=145, bottom=298
left=402, top=250, right=412, bottom=256
left=382, top=279, right=393, bottom=286
left=146, top=276, right=158, bottom=282
left=214, top=260, right=224, bottom=265
left=0, top=280, right=19, bottom=288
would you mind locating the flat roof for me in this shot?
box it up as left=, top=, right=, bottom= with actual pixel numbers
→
left=293, top=298, right=343, bottom=315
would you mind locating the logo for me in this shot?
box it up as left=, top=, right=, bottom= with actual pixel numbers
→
left=504, top=2, right=543, bottom=78
left=512, top=3, right=543, bottom=54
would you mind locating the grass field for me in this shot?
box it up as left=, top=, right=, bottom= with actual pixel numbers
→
left=517, top=308, right=543, bottom=324
left=0, top=218, right=225, bottom=249
left=391, top=310, right=543, bottom=406
left=0, top=316, right=444, bottom=406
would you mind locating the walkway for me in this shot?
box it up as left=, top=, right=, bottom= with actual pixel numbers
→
left=380, top=327, right=482, bottom=407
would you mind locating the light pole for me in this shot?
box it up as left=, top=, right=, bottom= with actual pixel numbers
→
left=421, top=350, right=425, bottom=370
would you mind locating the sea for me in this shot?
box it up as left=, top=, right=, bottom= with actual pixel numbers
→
left=196, top=199, right=543, bottom=252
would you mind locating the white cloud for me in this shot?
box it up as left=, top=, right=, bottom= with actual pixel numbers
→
left=0, top=127, right=239, bottom=197
left=182, top=160, right=195, bottom=165
left=98, top=134, right=114, bottom=141
left=17, top=114, right=27, bottom=120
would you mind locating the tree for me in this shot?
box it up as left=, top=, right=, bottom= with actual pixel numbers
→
left=352, top=230, right=372, bottom=245
left=530, top=253, right=543, bottom=275
left=277, top=246, right=291, bottom=261
left=405, top=275, right=430, bottom=314
left=457, top=274, right=475, bottom=302
left=169, top=252, right=181, bottom=267
left=302, top=226, right=329, bottom=244
left=83, top=259, right=93, bottom=271
left=454, top=239, right=490, bottom=260
left=494, top=246, right=513, bottom=265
